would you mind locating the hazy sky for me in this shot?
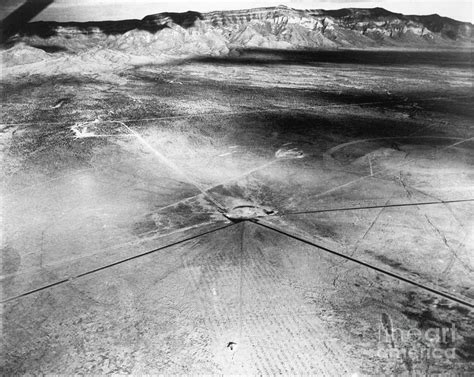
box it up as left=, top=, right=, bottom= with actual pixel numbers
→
left=2, top=0, right=473, bottom=23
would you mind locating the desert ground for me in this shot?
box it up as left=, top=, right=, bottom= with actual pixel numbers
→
left=1, top=48, right=474, bottom=374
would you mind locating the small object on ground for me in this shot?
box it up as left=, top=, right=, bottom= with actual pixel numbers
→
left=227, top=342, right=237, bottom=350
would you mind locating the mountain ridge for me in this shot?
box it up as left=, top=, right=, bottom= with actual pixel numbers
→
left=7, top=6, right=473, bottom=46
left=2, top=6, right=472, bottom=75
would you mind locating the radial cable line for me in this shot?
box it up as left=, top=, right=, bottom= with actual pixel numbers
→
left=277, top=198, right=474, bottom=216
left=2, top=223, right=235, bottom=304
left=252, top=219, right=474, bottom=309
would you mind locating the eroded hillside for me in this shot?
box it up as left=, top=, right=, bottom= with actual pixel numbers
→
left=2, top=6, right=472, bottom=78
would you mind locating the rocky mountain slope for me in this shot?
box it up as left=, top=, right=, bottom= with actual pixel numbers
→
left=2, top=6, right=472, bottom=75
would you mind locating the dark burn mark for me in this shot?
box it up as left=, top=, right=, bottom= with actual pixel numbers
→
left=403, top=291, right=474, bottom=361
left=456, top=336, right=474, bottom=361
left=191, top=48, right=474, bottom=68
left=132, top=216, right=157, bottom=236
left=403, top=308, right=452, bottom=330
left=365, top=251, right=412, bottom=273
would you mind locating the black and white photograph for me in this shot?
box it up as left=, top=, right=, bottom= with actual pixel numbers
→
left=1, top=0, right=473, bottom=374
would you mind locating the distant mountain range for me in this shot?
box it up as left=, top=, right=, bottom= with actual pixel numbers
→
left=144, top=6, right=473, bottom=48
left=2, top=6, right=472, bottom=71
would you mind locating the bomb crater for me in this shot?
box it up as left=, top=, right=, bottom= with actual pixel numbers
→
left=224, top=205, right=277, bottom=221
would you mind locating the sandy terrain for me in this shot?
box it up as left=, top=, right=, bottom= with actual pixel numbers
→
left=1, top=48, right=473, bottom=374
